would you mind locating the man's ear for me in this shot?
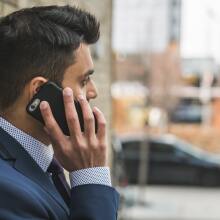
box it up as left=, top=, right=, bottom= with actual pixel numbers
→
left=28, top=77, right=48, bottom=100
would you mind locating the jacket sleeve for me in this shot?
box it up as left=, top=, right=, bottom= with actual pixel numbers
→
left=70, top=184, right=119, bottom=220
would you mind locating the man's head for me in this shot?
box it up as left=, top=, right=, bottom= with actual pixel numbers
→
left=0, top=5, right=100, bottom=141
left=0, top=5, right=99, bottom=110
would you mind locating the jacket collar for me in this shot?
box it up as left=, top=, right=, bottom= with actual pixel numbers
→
left=0, top=127, right=69, bottom=214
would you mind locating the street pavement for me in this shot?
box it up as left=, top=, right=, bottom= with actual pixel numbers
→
left=118, top=185, right=220, bottom=220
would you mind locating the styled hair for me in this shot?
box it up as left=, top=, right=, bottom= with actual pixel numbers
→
left=0, top=5, right=100, bottom=110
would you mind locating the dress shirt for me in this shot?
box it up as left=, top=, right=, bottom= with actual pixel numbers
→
left=0, top=117, right=111, bottom=187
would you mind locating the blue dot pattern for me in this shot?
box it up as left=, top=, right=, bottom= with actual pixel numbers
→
left=0, top=117, right=111, bottom=187
left=70, top=167, right=111, bottom=187
left=0, top=117, right=53, bottom=172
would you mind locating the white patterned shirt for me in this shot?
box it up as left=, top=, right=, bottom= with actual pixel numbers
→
left=0, top=117, right=111, bottom=187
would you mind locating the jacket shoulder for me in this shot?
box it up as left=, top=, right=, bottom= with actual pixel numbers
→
left=0, top=160, right=49, bottom=219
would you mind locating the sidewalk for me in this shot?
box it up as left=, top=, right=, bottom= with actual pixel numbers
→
left=118, top=186, right=220, bottom=220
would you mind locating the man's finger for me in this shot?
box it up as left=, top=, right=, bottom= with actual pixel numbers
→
left=77, top=94, right=95, bottom=138
left=63, top=87, right=83, bottom=140
left=40, top=101, right=65, bottom=147
left=92, top=106, right=106, bottom=141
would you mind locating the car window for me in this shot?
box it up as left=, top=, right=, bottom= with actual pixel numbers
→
left=149, top=142, right=175, bottom=155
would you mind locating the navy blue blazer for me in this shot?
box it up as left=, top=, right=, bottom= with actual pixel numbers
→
left=0, top=127, right=119, bottom=219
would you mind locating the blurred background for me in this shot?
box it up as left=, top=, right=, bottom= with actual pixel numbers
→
left=1, top=0, right=220, bottom=219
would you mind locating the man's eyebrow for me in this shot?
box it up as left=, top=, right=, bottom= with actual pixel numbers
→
left=84, top=69, right=94, bottom=77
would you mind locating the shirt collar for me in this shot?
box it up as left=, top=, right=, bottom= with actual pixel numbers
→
left=0, top=117, right=54, bottom=172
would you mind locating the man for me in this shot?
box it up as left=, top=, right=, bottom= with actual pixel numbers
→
left=0, top=5, right=119, bottom=220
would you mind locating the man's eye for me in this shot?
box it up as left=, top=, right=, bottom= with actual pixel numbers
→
left=81, top=76, right=90, bottom=86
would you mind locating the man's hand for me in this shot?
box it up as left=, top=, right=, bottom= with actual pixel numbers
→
left=39, top=87, right=107, bottom=172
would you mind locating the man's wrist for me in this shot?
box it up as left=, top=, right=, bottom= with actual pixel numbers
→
left=69, top=167, right=112, bottom=188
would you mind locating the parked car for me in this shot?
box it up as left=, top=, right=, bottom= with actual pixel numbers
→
left=113, top=134, right=220, bottom=186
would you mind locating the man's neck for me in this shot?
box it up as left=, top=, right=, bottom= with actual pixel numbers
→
left=0, top=109, right=50, bottom=145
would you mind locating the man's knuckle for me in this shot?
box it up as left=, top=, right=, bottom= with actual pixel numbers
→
left=45, top=121, right=54, bottom=130
left=67, top=115, right=77, bottom=123
left=99, top=121, right=106, bottom=127
left=75, top=135, right=82, bottom=145
left=99, top=143, right=106, bottom=150
left=79, top=143, right=87, bottom=150
left=63, top=146, right=72, bottom=156
left=90, top=141, right=97, bottom=149
left=74, top=138, right=86, bottom=149
left=85, top=116, right=94, bottom=123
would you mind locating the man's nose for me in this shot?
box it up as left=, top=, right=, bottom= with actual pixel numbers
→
left=86, top=80, right=98, bottom=101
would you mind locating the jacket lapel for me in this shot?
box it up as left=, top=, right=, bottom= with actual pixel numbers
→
left=0, top=127, right=69, bottom=214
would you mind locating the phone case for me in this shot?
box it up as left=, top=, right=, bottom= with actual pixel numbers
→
left=26, top=81, right=97, bottom=136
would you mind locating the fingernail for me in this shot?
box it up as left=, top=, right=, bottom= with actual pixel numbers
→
left=63, top=87, right=72, bottom=96
left=93, top=106, right=99, bottom=112
left=40, top=101, right=48, bottom=110
left=77, top=94, right=84, bottom=101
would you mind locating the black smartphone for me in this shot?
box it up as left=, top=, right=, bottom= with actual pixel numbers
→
left=26, top=81, right=97, bottom=136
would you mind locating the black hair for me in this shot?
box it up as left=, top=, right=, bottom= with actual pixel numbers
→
left=0, top=5, right=100, bottom=110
